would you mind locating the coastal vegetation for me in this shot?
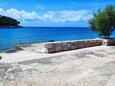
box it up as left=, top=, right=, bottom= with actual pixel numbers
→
left=89, top=5, right=115, bottom=38
left=0, top=15, right=20, bottom=27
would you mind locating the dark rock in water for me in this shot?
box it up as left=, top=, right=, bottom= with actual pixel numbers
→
left=48, top=40, right=55, bottom=42
left=0, top=56, right=2, bottom=59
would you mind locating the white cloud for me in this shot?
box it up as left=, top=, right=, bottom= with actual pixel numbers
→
left=41, top=10, right=91, bottom=23
left=0, top=8, right=41, bottom=20
left=0, top=8, right=92, bottom=23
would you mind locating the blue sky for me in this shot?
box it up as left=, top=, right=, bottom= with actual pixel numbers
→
left=0, top=0, right=114, bottom=27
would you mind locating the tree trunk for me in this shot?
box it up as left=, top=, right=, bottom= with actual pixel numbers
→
left=107, top=35, right=110, bottom=39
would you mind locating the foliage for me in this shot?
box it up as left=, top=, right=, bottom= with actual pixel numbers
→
left=89, top=5, right=115, bottom=38
left=0, top=15, right=20, bottom=27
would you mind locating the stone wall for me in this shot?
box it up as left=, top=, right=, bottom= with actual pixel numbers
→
left=101, top=38, right=115, bottom=45
left=44, top=39, right=102, bottom=53
left=16, top=38, right=115, bottom=53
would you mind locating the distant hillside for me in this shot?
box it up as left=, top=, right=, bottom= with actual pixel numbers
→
left=0, top=15, right=21, bottom=27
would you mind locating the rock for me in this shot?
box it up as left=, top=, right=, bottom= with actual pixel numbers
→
left=44, top=39, right=103, bottom=53
left=0, top=56, right=2, bottom=59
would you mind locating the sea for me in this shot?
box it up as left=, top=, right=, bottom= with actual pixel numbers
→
left=0, top=27, right=115, bottom=51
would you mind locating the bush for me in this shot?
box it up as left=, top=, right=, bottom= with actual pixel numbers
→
left=89, top=5, right=115, bottom=38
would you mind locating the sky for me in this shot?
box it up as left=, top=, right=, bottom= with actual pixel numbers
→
left=0, top=0, right=114, bottom=27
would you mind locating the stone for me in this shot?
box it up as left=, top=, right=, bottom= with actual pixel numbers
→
left=0, top=56, right=2, bottom=59
left=43, top=39, right=105, bottom=53
left=55, top=47, right=62, bottom=52
left=47, top=48, right=55, bottom=53
left=44, top=43, right=54, bottom=48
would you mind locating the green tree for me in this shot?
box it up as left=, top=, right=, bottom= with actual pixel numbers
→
left=89, top=5, right=115, bottom=39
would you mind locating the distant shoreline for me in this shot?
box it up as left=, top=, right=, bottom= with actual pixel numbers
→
left=0, top=25, right=23, bottom=28
left=0, top=26, right=89, bottom=28
left=20, top=26, right=88, bottom=28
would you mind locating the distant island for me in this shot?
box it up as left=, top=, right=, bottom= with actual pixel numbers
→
left=0, top=15, right=21, bottom=28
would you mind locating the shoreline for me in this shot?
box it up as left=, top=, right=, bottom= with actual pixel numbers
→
left=0, top=25, right=22, bottom=28
left=0, top=40, right=115, bottom=85
left=0, top=38, right=115, bottom=53
left=0, top=38, right=96, bottom=53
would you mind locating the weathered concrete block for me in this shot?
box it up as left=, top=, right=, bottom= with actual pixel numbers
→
left=44, top=43, right=54, bottom=48
left=46, top=48, right=55, bottom=53
left=101, top=39, right=115, bottom=46
left=41, top=39, right=108, bottom=53
left=61, top=42, right=68, bottom=51
left=55, top=43, right=62, bottom=52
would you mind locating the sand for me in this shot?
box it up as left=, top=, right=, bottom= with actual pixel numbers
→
left=0, top=45, right=115, bottom=86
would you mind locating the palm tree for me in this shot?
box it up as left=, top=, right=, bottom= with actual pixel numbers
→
left=89, top=5, right=115, bottom=39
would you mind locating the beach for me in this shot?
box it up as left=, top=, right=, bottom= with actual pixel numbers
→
left=0, top=0, right=115, bottom=86
left=0, top=45, right=115, bottom=86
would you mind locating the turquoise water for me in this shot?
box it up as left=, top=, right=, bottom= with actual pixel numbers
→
left=0, top=27, right=114, bottom=51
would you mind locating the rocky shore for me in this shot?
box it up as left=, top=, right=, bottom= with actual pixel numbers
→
left=15, top=38, right=115, bottom=54
left=0, top=45, right=115, bottom=86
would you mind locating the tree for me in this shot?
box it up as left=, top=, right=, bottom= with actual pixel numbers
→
left=89, top=5, right=115, bottom=39
left=0, top=15, right=20, bottom=27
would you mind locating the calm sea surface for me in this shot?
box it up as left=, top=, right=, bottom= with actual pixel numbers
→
left=0, top=27, right=115, bottom=51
